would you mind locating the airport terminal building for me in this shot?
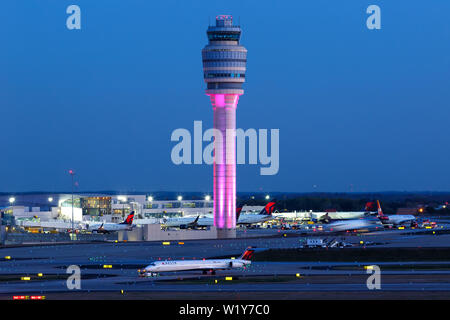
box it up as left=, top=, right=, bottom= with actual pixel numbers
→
left=0, top=193, right=214, bottom=225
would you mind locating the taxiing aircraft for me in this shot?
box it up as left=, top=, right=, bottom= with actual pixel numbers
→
left=325, top=218, right=381, bottom=233
left=138, top=247, right=255, bottom=277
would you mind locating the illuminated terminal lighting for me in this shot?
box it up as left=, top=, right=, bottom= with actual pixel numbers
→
left=225, top=277, right=233, bottom=281
left=162, top=242, right=171, bottom=245
left=9, top=197, right=15, bottom=204
left=48, top=197, right=53, bottom=202
left=178, top=242, right=184, bottom=245
left=21, top=277, right=31, bottom=281
left=177, top=196, right=183, bottom=201
left=37, top=273, right=43, bottom=277
left=205, top=195, right=211, bottom=202
left=103, top=265, right=112, bottom=269
left=117, top=196, right=127, bottom=202
left=364, top=266, right=374, bottom=270
left=296, top=273, right=301, bottom=278
left=4, top=256, right=11, bottom=260
left=265, top=195, right=270, bottom=200
left=147, top=196, right=153, bottom=202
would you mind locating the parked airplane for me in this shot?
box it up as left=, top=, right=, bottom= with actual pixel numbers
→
left=237, top=201, right=276, bottom=225
left=376, top=200, right=416, bottom=227
left=138, top=247, right=255, bottom=277
left=85, top=212, right=135, bottom=234
left=196, top=202, right=276, bottom=226
left=162, top=206, right=244, bottom=229
left=162, top=215, right=201, bottom=229
left=316, top=202, right=377, bottom=224
left=196, top=206, right=244, bottom=227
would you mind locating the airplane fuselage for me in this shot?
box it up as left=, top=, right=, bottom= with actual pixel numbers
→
left=139, top=258, right=250, bottom=276
left=380, top=215, right=416, bottom=226
left=86, top=223, right=134, bottom=233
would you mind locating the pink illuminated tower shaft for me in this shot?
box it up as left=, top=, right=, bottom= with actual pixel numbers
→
left=202, top=15, right=247, bottom=238
left=209, top=94, right=240, bottom=236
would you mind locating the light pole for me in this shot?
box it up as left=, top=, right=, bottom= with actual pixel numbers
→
left=69, top=170, right=75, bottom=238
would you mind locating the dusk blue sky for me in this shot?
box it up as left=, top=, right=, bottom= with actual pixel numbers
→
left=1, top=0, right=449, bottom=193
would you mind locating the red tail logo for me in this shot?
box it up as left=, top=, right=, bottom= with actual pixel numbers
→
left=124, top=212, right=135, bottom=225
left=365, top=202, right=375, bottom=212
left=236, top=206, right=243, bottom=221
left=240, top=248, right=255, bottom=261
left=261, top=202, right=276, bottom=216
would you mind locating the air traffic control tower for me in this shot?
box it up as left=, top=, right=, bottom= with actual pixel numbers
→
left=202, top=15, right=247, bottom=238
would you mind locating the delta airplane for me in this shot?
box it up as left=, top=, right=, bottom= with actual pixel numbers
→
left=272, top=202, right=377, bottom=222
left=198, top=203, right=276, bottom=226
left=237, top=201, right=276, bottom=225
left=316, top=202, right=378, bottom=223
left=162, top=202, right=276, bottom=229
left=162, top=215, right=201, bottom=229
left=376, top=200, right=416, bottom=227
left=138, top=247, right=255, bottom=277
left=85, top=212, right=135, bottom=233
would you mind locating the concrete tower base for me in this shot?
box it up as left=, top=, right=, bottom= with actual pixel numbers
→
left=216, top=228, right=236, bottom=239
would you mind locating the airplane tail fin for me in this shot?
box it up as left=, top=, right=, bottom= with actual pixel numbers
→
left=364, top=201, right=376, bottom=212
left=320, top=212, right=331, bottom=223
left=259, top=201, right=276, bottom=216
left=239, top=247, right=255, bottom=261
left=376, top=201, right=389, bottom=222
left=236, top=205, right=243, bottom=222
left=377, top=201, right=384, bottom=216
left=121, top=211, right=135, bottom=225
